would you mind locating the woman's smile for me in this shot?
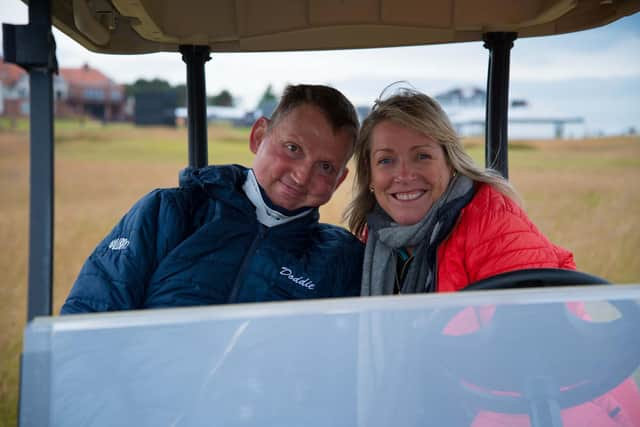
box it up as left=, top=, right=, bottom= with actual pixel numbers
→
left=392, top=190, right=426, bottom=201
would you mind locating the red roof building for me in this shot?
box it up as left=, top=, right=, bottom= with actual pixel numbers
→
left=1, top=59, right=126, bottom=121
left=59, top=63, right=125, bottom=121
left=0, top=58, right=28, bottom=116
left=0, top=59, right=25, bottom=88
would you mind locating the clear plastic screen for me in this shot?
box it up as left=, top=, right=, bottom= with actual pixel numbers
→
left=19, top=285, right=640, bottom=427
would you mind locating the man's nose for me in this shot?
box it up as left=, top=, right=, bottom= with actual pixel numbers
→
left=291, top=162, right=312, bottom=186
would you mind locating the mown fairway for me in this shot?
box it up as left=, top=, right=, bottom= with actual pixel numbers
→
left=1, top=120, right=639, bottom=426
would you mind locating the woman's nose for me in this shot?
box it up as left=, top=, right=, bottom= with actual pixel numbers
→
left=393, top=160, right=416, bottom=183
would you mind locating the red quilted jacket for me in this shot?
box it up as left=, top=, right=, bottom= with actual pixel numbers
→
left=436, top=183, right=575, bottom=292
left=362, top=182, right=640, bottom=426
left=432, top=183, right=640, bottom=426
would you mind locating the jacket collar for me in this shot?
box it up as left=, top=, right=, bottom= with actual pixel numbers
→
left=179, top=164, right=320, bottom=232
left=242, top=169, right=313, bottom=227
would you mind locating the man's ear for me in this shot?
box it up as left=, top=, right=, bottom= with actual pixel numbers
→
left=335, top=167, right=349, bottom=190
left=249, top=117, right=269, bottom=154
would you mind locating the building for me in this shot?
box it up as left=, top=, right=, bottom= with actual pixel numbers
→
left=135, top=91, right=177, bottom=126
left=59, top=63, right=125, bottom=121
left=436, top=86, right=584, bottom=139
left=0, top=58, right=125, bottom=122
left=0, top=58, right=30, bottom=117
left=435, top=86, right=486, bottom=108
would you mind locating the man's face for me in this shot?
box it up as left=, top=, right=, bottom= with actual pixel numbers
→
left=250, top=104, right=351, bottom=211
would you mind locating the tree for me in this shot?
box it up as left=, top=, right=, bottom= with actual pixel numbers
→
left=207, top=89, right=234, bottom=106
left=125, top=79, right=188, bottom=107
left=124, top=78, right=172, bottom=97
left=174, top=84, right=187, bottom=107
left=256, top=84, right=278, bottom=117
left=258, top=84, right=277, bottom=108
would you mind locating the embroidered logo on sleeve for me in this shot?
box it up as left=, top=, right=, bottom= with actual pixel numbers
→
left=279, top=267, right=315, bottom=290
left=108, top=237, right=130, bottom=251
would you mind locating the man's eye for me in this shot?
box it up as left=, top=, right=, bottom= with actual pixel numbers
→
left=319, top=162, right=334, bottom=174
left=285, top=143, right=299, bottom=152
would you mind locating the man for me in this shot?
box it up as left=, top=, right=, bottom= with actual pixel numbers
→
left=61, top=84, right=363, bottom=313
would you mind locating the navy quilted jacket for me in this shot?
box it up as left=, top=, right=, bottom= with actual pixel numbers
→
left=61, top=165, right=363, bottom=314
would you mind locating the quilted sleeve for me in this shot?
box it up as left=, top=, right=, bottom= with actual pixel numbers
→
left=464, top=199, right=574, bottom=284
left=60, top=189, right=188, bottom=314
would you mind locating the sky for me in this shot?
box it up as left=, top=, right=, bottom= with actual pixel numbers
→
left=1, top=1, right=639, bottom=135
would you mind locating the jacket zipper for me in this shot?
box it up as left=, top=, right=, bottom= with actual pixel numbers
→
left=227, top=224, right=267, bottom=303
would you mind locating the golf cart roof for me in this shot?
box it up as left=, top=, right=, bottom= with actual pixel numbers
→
left=50, top=0, right=640, bottom=54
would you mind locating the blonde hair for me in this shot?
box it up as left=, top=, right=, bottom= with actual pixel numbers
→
left=344, top=88, right=521, bottom=236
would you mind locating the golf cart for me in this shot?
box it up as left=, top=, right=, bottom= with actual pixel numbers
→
left=4, top=1, right=640, bottom=426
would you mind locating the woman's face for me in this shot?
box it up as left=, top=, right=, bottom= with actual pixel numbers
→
left=369, top=120, right=452, bottom=225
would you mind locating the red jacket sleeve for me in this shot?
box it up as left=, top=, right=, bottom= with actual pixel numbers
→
left=437, top=184, right=575, bottom=292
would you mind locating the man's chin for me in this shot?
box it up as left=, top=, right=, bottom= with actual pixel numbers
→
left=271, top=195, right=305, bottom=212
left=273, top=196, right=326, bottom=212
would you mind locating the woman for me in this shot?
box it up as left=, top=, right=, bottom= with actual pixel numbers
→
left=345, top=88, right=574, bottom=295
left=345, top=88, right=640, bottom=426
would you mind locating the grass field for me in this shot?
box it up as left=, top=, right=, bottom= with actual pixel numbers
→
left=1, top=121, right=639, bottom=426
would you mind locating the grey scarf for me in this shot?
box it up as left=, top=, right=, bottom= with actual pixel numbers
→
left=361, top=174, right=475, bottom=296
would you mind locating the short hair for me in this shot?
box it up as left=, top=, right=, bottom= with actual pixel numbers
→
left=269, top=84, right=359, bottom=153
left=344, top=87, right=521, bottom=235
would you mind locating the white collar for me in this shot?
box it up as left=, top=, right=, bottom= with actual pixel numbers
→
left=242, top=170, right=312, bottom=227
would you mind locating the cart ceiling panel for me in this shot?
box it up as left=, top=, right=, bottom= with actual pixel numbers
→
left=43, top=0, right=640, bottom=54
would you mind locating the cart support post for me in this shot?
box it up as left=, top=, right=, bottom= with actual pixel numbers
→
left=3, top=0, right=58, bottom=321
left=180, top=45, right=211, bottom=168
left=4, top=0, right=57, bottom=425
left=483, top=32, right=517, bottom=179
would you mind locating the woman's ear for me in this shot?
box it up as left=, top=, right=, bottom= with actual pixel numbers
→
left=249, top=117, right=269, bottom=154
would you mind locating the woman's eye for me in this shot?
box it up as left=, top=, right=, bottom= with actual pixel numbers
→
left=285, top=143, right=299, bottom=153
left=418, top=153, right=431, bottom=160
left=377, top=158, right=392, bottom=165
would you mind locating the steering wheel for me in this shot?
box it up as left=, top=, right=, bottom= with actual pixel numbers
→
left=429, top=268, right=640, bottom=419
left=463, top=268, right=608, bottom=290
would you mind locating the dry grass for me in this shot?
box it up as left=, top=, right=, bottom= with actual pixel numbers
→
left=1, top=123, right=639, bottom=426
left=508, top=138, right=640, bottom=282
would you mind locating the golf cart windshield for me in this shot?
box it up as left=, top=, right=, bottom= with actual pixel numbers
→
left=20, top=285, right=640, bottom=426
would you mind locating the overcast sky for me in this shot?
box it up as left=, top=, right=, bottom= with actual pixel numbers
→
left=1, top=1, right=639, bottom=115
